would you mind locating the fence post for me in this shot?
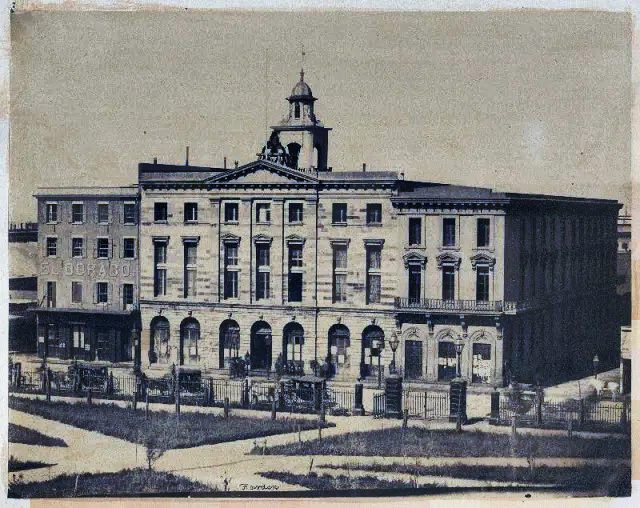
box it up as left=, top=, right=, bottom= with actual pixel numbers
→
left=354, top=381, right=364, bottom=415
left=271, top=399, right=277, bottom=421
left=208, top=378, right=214, bottom=406
left=535, top=385, right=543, bottom=427
left=224, top=396, right=230, bottom=419
left=319, top=398, right=326, bottom=423
left=107, top=372, right=114, bottom=396
left=87, top=388, right=92, bottom=405
left=511, top=415, right=517, bottom=437
left=132, top=387, right=137, bottom=411
left=579, top=399, right=585, bottom=428
left=145, top=392, right=150, bottom=419
left=45, top=368, right=51, bottom=402
left=490, top=388, right=500, bottom=424
left=423, top=393, right=428, bottom=420
left=620, top=398, right=629, bottom=432
left=402, top=408, right=409, bottom=429
left=567, top=417, right=573, bottom=438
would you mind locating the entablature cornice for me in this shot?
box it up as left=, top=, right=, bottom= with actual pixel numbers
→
left=403, top=251, right=427, bottom=268
left=436, top=251, right=462, bottom=269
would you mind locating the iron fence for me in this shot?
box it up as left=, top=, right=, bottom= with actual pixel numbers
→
left=372, top=392, right=386, bottom=418
left=497, top=392, right=630, bottom=432
left=403, top=389, right=450, bottom=419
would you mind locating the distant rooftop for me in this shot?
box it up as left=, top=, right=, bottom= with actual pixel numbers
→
left=34, top=186, right=138, bottom=198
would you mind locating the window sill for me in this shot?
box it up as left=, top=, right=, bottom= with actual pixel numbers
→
left=332, top=222, right=348, bottom=227
left=287, top=221, right=304, bottom=226
left=46, top=222, right=59, bottom=226
left=439, top=245, right=460, bottom=251
left=224, top=220, right=239, bottom=225
left=405, top=245, right=426, bottom=250
left=366, top=223, right=383, bottom=227
left=123, top=222, right=137, bottom=226
left=473, top=246, right=495, bottom=253
left=154, top=220, right=168, bottom=224
left=72, top=222, right=84, bottom=225
left=256, top=221, right=271, bottom=226
left=97, top=222, right=110, bottom=226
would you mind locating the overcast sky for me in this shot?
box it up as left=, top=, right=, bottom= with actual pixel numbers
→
left=9, top=10, right=632, bottom=222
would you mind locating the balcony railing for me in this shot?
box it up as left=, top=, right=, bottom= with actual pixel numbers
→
left=394, top=297, right=520, bottom=313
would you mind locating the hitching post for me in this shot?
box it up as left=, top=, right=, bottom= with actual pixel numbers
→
left=45, top=368, right=51, bottom=402
left=354, top=380, right=364, bottom=415
left=87, top=388, right=92, bottom=405
left=271, top=399, right=277, bottom=420
left=224, top=396, right=230, bottom=419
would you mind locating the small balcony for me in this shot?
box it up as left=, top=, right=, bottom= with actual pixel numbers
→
left=394, top=297, right=520, bottom=315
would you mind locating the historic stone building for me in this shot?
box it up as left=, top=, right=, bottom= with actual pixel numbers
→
left=135, top=71, right=621, bottom=386
left=33, top=71, right=621, bottom=386
left=34, top=187, right=141, bottom=364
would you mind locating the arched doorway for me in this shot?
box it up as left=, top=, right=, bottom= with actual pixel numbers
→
left=361, top=326, right=385, bottom=380
left=179, top=318, right=200, bottom=366
left=327, top=324, right=350, bottom=377
left=283, top=322, right=304, bottom=374
left=219, top=320, right=240, bottom=369
left=250, top=321, right=272, bottom=370
left=149, top=316, right=170, bottom=364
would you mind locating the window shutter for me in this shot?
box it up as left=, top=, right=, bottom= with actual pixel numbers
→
left=110, top=240, right=115, bottom=259
left=92, top=240, right=97, bottom=259
left=108, top=283, right=112, bottom=304
left=92, top=284, right=97, bottom=304
left=108, top=204, right=113, bottom=224
left=92, top=205, right=97, bottom=223
left=118, top=285, right=122, bottom=309
left=68, top=238, right=72, bottom=256
left=119, top=204, right=123, bottom=224
left=83, top=237, right=87, bottom=258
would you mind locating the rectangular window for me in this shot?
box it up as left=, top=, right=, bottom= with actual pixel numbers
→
left=154, top=202, right=168, bottom=222
left=256, top=203, right=271, bottom=223
left=223, top=242, right=239, bottom=300
left=72, top=203, right=84, bottom=223
left=442, top=266, right=455, bottom=300
left=184, top=242, right=197, bottom=297
left=224, top=271, right=238, bottom=299
left=46, top=281, right=56, bottom=308
left=366, top=203, right=382, bottom=224
left=408, top=265, right=421, bottom=303
left=71, top=281, right=83, bottom=303
left=72, top=325, right=86, bottom=351
left=46, top=237, right=57, bottom=257
left=477, top=218, right=490, bottom=248
left=332, top=244, right=348, bottom=302
left=154, top=241, right=168, bottom=297
left=256, top=244, right=270, bottom=267
left=123, top=238, right=136, bottom=259
left=184, top=202, right=198, bottom=222
left=123, top=203, right=136, bottom=224
left=288, top=244, right=303, bottom=303
left=476, top=266, right=490, bottom=302
left=443, top=218, right=456, bottom=247
left=288, top=272, right=303, bottom=302
left=45, top=203, right=58, bottom=223
left=96, top=282, right=109, bottom=304
left=255, top=244, right=271, bottom=300
left=97, top=238, right=110, bottom=259
left=288, top=202, right=304, bottom=223
left=332, top=203, right=347, bottom=224
left=72, top=238, right=84, bottom=258
left=224, top=243, right=238, bottom=266
left=408, top=217, right=422, bottom=246
left=97, top=203, right=109, bottom=224
left=122, top=283, right=134, bottom=309
left=366, top=246, right=382, bottom=304
left=224, top=202, right=239, bottom=223
left=288, top=245, right=303, bottom=267
left=256, top=272, right=270, bottom=300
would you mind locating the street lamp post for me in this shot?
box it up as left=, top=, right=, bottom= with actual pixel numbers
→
left=593, top=354, right=600, bottom=380
left=454, top=338, right=465, bottom=379
left=389, top=332, right=400, bottom=375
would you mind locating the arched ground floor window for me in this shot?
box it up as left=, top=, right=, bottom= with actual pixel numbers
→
left=219, top=320, right=240, bottom=369
left=150, top=316, right=170, bottom=364
left=180, top=318, right=200, bottom=366
left=328, top=324, right=350, bottom=377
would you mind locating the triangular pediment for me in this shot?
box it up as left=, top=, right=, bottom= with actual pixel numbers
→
left=206, top=160, right=318, bottom=185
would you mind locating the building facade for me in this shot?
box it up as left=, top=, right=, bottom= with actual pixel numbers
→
left=134, top=72, right=621, bottom=386
left=33, top=72, right=622, bottom=386
left=34, top=187, right=141, bottom=365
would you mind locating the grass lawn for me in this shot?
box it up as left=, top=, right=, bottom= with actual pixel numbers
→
left=264, top=427, right=631, bottom=459
left=260, top=471, right=422, bottom=491
left=319, top=463, right=631, bottom=496
left=9, top=396, right=332, bottom=449
left=8, top=423, right=67, bottom=447
left=8, top=456, right=54, bottom=473
left=8, top=468, right=214, bottom=498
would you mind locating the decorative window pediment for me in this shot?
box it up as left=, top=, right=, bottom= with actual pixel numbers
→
left=152, top=236, right=170, bottom=244
left=436, top=252, right=462, bottom=270
left=403, top=251, right=427, bottom=269
left=330, top=238, right=350, bottom=247
left=253, top=234, right=273, bottom=245
left=363, top=238, right=385, bottom=247
left=182, top=235, right=200, bottom=244
left=470, top=252, right=496, bottom=270
left=221, top=233, right=241, bottom=244
left=286, top=234, right=306, bottom=245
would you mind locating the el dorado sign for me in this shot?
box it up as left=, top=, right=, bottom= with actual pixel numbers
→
left=40, top=260, right=135, bottom=278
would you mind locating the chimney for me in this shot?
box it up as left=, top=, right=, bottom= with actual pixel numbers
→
left=234, top=160, right=239, bottom=169
left=224, top=156, right=227, bottom=170
left=362, top=163, right=366, bottom=172
left=185, top=146, right=190, bottom=166
left=153, top=157, right=157, bottom=165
